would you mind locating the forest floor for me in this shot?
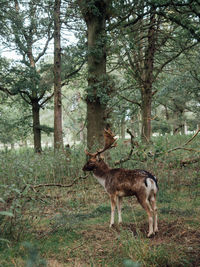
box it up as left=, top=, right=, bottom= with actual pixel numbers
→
left=1, top=175, right=200, bottom=267
left=0, top=136, right=200, bottom=266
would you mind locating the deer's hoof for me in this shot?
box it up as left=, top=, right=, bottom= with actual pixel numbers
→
left=147, top=232, right=155, bottom=238
left=154, top=228, right=158, bottom=234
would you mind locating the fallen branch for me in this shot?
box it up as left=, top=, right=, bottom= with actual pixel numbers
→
left=155, top=127, right=200, bottom=156
left=31, top=175, right=88, bottom=189
left=180, top=156, right=200, bottom=166
left=184, top=126, right=200, bottom=146
left=2, top=176, right=88, bottom=211
left=166, top=147, right=200, bottom=154
left=114, top=127, right=200, bottom=166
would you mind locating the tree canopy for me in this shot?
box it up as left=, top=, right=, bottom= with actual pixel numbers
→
left=0, top=0, right=199, bottom=150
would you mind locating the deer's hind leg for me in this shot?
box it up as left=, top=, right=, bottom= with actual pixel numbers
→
left=137, top=194, right=154, bottom=237
left=149, top=193, right=158, bottom=233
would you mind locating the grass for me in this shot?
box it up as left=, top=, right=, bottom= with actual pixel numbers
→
left=0, top=135, right=200, bottom=266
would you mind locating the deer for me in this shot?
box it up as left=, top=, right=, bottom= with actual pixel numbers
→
left=82, top=128, right=158, bottom=237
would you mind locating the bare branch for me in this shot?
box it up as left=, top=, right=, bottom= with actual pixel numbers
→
left=154, top=42, right=198, bottom=80
left=35, top=31, right=54, bottom=63
left=181, top=156, right=200, bottom=166
left=61, top=60, right=86, bottom=87
left=40, top=92, right=54, bottom=107
left=118, top=94, right=141, bottom=107
left=166, top=147, right=200, bottom=154
left=19, top=91, right=32, bottom=105
left=165, top=127, right=200, bottom=154
left=115, top=129, right=138, bottom=165
left=29, top=175, right=88, bottom=189
left=184, top=126, right=200, bottom=146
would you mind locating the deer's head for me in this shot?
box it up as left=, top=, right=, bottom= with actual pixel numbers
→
left=82, top=153, right=103, bottom=172
left=82, top=127, right=117, bottom=172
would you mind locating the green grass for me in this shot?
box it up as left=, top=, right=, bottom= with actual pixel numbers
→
left=0, top=135, right=200, bottom=266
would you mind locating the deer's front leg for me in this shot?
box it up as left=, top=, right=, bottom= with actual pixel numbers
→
left=117, top=196, right=122, bottom=224
left=110, top=194, right=117, bottom=227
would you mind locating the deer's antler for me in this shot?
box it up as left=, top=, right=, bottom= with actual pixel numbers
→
left=84, top=127, right=117, bottom=157
left=98, top=127, right=117, bottom=152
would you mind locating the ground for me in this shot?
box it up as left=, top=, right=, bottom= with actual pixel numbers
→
left=0, top=138, right=199, bottom=266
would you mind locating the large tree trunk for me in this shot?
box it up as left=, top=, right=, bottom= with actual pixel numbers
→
left=79, top=0, right=109, bottom=151
left=54, top=0, right=63, bottom=150
left=86, top=101, right=106, bottom=150
left=32, top=101, right=42, bottom=153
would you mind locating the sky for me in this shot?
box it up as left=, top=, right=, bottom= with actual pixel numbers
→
left=0, top=31, right=77, bottom=61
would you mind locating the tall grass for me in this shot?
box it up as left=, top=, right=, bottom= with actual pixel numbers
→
left=0, top=146, right=86, bottom=186
left=0, top=134, right=199, bottom=266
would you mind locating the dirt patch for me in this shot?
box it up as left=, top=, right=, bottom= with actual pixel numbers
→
left=123, top=219, right=200, bottom=266
left=47, top=259, right=63, bottom=267
left=79, top=224, right=123, bottom=265
left=122, top=219, right=199, bottom=240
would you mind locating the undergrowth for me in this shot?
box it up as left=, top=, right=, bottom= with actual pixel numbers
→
left=0, top=134, right=199, bottom=266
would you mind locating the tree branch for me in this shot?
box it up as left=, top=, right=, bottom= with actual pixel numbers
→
left=181, top=156, right=200, bottom=166
left=184, top=126, right=200, bottom=146
left=24, top=175, right=88, bottom=191
left=61, top=60, right=86, bottom=87
left=118, top=94, right=141, bottom=107
left=154, top=42, right=198, bottom=80
left=35, top=32, right=54, bottom=63
left=40, top=92, right=54, bottom=106
left=115, top=129, right=139, bottom=165
left=0, top=86, right=17, bottom=96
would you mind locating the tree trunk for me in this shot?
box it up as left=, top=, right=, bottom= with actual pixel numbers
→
left=32, top=101, right=42, bottom=153
left=120, top=117, right=126, bottom=139
left=141, top=88, right=152, bottom=142
left=86, top=101, right=106, bottom=150
left=79, top=0, right=109, bottom=150
left=54, top=0, right=63, bottom=150
left=140, top=10, right=156, bottom=143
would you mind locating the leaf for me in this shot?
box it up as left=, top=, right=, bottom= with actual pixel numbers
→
left=0, top=211, right=14, bottom=217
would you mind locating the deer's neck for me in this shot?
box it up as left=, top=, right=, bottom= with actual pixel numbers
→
left=93, top=161, right=110, bottom=188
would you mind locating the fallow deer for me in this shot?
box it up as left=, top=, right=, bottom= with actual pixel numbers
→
left=82, top=128, right=158, bottom=237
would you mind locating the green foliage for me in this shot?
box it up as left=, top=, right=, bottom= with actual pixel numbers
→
left=152, top=120, right=171, bottom=135
left=0, top=0, right=200, bottom=263
left=0, top=98, right=31, bottom=145
left=0, top=135, right=199, bottom=265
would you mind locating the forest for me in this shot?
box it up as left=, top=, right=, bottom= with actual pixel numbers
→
left=0, top=0, right=200, bottom=266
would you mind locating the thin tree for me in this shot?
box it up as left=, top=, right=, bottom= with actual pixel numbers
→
left=0, top=0, right=54, bottom=152
left=54, top=0, right=63, bottom=150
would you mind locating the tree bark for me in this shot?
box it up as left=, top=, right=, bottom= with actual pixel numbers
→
left=79, top=0, right=110, bottom=151
left=32, top=100, right=42, bottom=153
left=140, top=10, right=156, bottom=143
left=141, top=88, right=152, bottom=142
left=54, top=0, right=63, bottom=150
